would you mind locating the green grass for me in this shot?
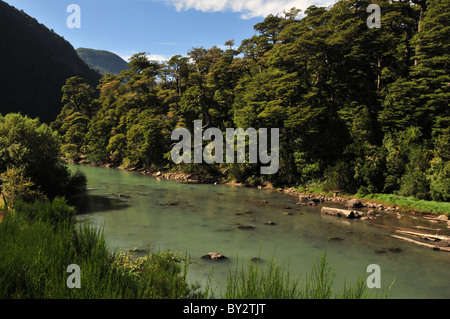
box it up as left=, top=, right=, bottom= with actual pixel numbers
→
left=221, top=257, right=301, bottom=299
left=0, top=199, right=200, bottom=299
left=355, top=193, right=450, bottom=215
left=291, top=183, right=449, bottom=216
left=218, top=249, right=393, bottom=299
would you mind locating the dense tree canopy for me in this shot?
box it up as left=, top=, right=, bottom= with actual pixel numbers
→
left=52, top=0, right=449, bottom=201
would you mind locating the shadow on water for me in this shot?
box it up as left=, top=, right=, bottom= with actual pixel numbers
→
left=70, top=193, right=131, bottom=215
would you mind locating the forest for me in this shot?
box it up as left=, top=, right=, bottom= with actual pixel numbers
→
left=51, top=0, right=449, bottom=202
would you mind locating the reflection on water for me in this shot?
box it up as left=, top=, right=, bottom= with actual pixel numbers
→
left=70, top=164, right=450, bottom=299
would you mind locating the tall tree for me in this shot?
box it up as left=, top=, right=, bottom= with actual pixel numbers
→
left=52, top=77, right=96, bottom=160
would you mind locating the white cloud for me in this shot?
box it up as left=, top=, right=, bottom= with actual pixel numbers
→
left=116, top=51, right=170, bottom=63
left=147, top=53, right=170, bottom=62
left=159, top=0, right=336, bottom=19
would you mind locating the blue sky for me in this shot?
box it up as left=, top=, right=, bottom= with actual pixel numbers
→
left=5, top=0, right=335, bottom=62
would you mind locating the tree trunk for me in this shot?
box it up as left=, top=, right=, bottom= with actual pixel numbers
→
left=1, top=193, right=8, bottom=216
left=377, top=58, right=381, bottom=91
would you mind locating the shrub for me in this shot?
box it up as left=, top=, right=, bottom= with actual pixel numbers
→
left=0, top=166, right=45, bottom=206
left=0, top=113, right=86, bottom=199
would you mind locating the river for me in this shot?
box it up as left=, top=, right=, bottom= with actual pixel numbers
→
left=69, top=164, right=450, bottom=299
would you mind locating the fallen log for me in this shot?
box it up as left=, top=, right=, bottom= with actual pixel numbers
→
left=414, top=225, right=442, bottom=231
left=423, top=216, right=448, bottom=222
left=395, top=230, right=450, bottom=242
left=390, top=235, right=450, bottom=252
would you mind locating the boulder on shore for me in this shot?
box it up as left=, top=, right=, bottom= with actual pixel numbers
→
left=367, top=209, right=377, bottom=216
left=299, top=195, right=309, bottom=202
left=321, top=207, right=362, bottom=219
left=346, top=199, right=363, bottom=208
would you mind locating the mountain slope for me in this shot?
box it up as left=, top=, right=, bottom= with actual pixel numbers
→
left=76, top=48, right=129, bottom=75
left=0, top=1, right=101, bottom=123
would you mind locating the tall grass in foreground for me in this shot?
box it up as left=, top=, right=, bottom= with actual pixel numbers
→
left=0, top=198, right=393, bottom=299
left=220, top=251, right=393, bottom=299
left=0, top=198, right=200, bottom=299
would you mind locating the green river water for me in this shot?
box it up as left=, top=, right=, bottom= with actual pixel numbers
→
left=70, top=164, right=450, bottom=299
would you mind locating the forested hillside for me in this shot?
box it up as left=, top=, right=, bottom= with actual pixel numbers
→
left=0, top=1, right=100, bottom=123
left=52, top=0, right=449, bottom=201
left=76, top=48, right=129, bottom=75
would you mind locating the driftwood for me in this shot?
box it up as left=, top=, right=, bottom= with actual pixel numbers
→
left=390, top=235, right=450, bottom=252
left=371, top=223, right=450, bottom=252
left=414, top=225, right=442, bottom=231
left=423, top=216, right=448, bottom=222
left=395, top=229, right=450, bottom=242
left=372, top=223, right=442, bottom=234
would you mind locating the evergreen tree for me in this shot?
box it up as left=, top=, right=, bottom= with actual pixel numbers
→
left=50, top=0, right=449, bottom=201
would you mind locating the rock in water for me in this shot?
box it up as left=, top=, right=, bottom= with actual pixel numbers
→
left=201, top=252, right=227, bottom=260
left=237, top=225, right=255, bottom=230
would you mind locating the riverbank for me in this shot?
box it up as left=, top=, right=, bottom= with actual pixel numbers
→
left=123, top=165, right=450, bottom=252
left=71, top=158, right=450, bottom=217
left=127, top=165, right=450, bottom=218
